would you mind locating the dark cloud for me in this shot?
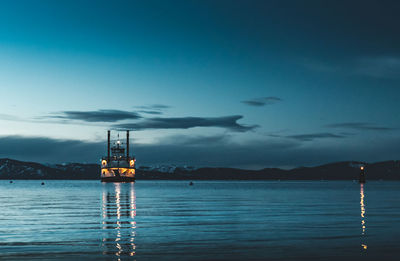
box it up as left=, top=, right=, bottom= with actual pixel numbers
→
left=135, top=104, right=171, bottom=110
left=148, top=104, right=171, bottom=109
left=269, top=132, right=347, bottom=141
left=159, top=134, right=231, bottom=146
left=2, top=134, right=400, bottom=169
left=133, top=104, right=171, bottom=115
left=0, top=135, right=297, bottom=167
left=49, top=110, right=142, bottom=122
left=151, top=104, right=170, bottom=109
left=0, top=136, right=103, bottom=163
left=114, top=115, right=257, bottom=132
left=241, top=97, right=282, bottom=107
left=286, top=133, right=346, bottom=141
left=325, top=122, right=395, bottom=131
left=137, top=110, right=163, bottom=115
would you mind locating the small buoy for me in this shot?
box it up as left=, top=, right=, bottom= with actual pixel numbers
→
left=189, top=182, right=193, bottom=186
left=41, top=182, right=45, bottom=185
left=9, top=181, right=13, bottom=184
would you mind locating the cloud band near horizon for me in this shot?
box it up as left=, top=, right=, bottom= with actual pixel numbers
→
left=1, top=134, right=400, bottom=169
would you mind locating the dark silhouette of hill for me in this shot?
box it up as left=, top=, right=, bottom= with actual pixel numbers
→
left=0, top=158, right=399, bottom=180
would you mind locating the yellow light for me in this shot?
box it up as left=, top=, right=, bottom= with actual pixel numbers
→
left=362, top=244, right=367, bottom=250
left=360, top=166, right=364, bottom=170
left=102, top=160, right=107, bottom=167
left=130, top=160, right=135, bottom=167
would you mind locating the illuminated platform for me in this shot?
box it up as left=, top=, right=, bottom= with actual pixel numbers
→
left=101, top=130, right=135, bottom=183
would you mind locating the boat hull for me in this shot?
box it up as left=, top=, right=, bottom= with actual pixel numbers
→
left=101, top=176, right=135, bottom=183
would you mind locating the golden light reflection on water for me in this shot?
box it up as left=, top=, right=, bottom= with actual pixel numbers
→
left=102, top=183, right=136, bottom=258
left=360, top=184, right=367, bottom=251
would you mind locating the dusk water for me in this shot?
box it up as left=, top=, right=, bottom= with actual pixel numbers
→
left=0, top=180, right=399, bottom=260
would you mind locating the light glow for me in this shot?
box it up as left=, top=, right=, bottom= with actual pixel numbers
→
left=360, top=184, right=367, bottom=251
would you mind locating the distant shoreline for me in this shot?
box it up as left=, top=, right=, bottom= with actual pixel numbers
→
left=1, top=177, right=399, bottom=181
left=1, top=158, right=399, bottom=180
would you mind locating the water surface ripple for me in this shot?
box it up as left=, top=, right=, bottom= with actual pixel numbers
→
left=0, top=180, right=399, bottom=260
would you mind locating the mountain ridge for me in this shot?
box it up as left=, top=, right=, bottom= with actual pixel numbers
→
left=0, top=158, right=399, bottom=180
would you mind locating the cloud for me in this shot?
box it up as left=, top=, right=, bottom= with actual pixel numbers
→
left=49, top=110, right=142, bottom=122
left=325, top=122, right=395, bottom=131
left=0, top=134, right=297, bottom=168
left=269, top=132, right=347, bottom=141
left=114, top=115, right=257, bottom=132
left=37, top=108, right=257, bottom=133
left=158, top=134, right=231, bottom=146
left=137, top=110, right=163, bottom=115
left=0, top=136, right=103, bottom=163
left=354, top=57, right=400, bottom=79
left=0, top=113, right=19, bottom=121
left=134, top=104, right=171, bottom=115
left=2, top=134, right=400, bottom=169
left=135, top=104, right=170, bottom=110
left=286, top=133, right=346, bottom=141
left=241, top=97, right=282, bottom=107
left=303, top=56, right=400, bottom=79
left=136, top=104, right=171, bottom=110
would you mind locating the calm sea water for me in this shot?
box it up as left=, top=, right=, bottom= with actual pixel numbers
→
left=0, top=180, right=399, bottom=260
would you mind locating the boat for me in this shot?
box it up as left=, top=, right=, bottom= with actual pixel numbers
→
left=101, top=130, right=135, bottom=182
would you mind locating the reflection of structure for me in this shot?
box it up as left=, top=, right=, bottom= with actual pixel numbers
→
left=360, top=184, right=367, bottom=250
left=102, top=183, right=136, bottom=258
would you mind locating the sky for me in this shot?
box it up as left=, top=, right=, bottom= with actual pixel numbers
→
left=0, top=0, right=399, bottom=169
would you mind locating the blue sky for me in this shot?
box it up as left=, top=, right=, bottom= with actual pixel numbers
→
left=0, top=0, right=399, bottom=168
